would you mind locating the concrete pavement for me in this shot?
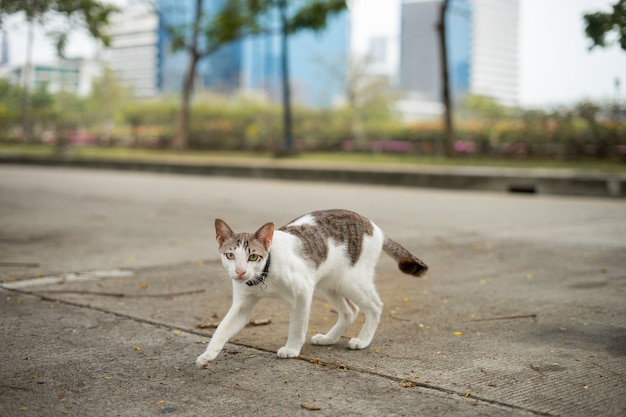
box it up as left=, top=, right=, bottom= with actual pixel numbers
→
left=1, top=165, right=625, bottom=416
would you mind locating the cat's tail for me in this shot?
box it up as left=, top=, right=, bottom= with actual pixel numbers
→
left=383, top=236, right=428, bottom=277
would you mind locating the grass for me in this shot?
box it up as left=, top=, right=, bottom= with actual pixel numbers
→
left=0, top=143, right=624, bottom=173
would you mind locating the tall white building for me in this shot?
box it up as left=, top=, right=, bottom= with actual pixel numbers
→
left=470, top=0, right=520, bottom=106
left=102, top=1, right=159, bottom=97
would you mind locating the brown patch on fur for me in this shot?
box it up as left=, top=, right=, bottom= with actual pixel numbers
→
left=214, top=219, right=270, bottom=258
left=280, top=209, right=374, bottom=268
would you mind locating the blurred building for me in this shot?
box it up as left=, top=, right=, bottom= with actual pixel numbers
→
left=8, top=58, right=99, bottom=96
left=102, top=0, right=349, bottom=107
left=398, top=0, right=519, bottom=119
left=240, top=8, right=349, bottom=107
left=398, top=0, right=472, bottom=119
left=103, top=0, right=159, bottom=97
left=470, top=0, right=520, bottom=106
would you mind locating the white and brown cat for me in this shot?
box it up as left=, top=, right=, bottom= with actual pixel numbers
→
left=196, top=209, right=428, bottom=367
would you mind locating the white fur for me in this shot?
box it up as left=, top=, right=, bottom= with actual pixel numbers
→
left=196, top=224, right=385, bottom=367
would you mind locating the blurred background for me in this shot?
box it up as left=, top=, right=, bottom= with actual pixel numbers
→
left=0, top=0, right=624, bottom=163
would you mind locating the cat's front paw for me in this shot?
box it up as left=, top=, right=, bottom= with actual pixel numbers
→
left=196, top=352, right=217, bottom=368
left=311, top=333, right=336, bottom=346
left=347, top=338, right=369, bottom=350
left=277, top=346, right=300, bottom=359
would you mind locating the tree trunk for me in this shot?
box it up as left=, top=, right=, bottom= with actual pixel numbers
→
left=171, top=51, right=200, bottom=150
left=278, top=0, right=294, bottom=154
left=21, top=18, right=34, bottom=142
left=170, top=0, right=203, bottom=150
left=437, top=0, right=454, bottom=157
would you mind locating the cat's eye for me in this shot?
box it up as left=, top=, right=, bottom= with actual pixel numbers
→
left=248, top=254, right=260, bottom=262
left=224, top=253, right=235, bottom=260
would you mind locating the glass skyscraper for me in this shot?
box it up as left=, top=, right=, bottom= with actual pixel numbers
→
left=107, top=0, right=349, bottom=107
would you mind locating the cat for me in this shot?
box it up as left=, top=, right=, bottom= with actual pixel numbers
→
left=196, top=209, right=428, bottom=367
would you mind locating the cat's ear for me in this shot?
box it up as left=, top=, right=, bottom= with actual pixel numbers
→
left=255, top=222, right=274, bottom=250
left=215, top=219, right=234, bottom=246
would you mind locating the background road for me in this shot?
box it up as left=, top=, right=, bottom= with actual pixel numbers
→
left=1, top=165, right=625, bottom=416
left=2, top=164, right=623, bottom=277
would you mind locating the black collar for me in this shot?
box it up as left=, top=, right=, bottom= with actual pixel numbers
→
left=246, top=253, right=271, bottom=287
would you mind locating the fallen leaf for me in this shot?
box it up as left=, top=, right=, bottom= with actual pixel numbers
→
left=526, top=274, right=534, bottom=280
left=374, top=349, right=381, bottom=353
left=401, top=379, right=416, bottom=387
left=172, top=329, right=182, bottom=335
left=309, top=359, right=324, bottom=365
left=135, top=347, right=141, bottom=351
left=465, top=392, right=471, bottom=398
left=156, top=400, right=165, bottom=405
left=249, top=318, right=271, bottom=326
left=19, top=406, right=28, bottom=411
left=300, top=402, right=321, bottom=411
left=138, top=283, right=148, bottom=289
left=453, top=331, right=463, bottom=336
left=583, top=385, right=589, bottom=389
left=104, top=376, right=113, bottom=380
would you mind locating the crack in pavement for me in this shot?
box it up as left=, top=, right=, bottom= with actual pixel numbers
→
left=1, top=272, right=549, bottom=417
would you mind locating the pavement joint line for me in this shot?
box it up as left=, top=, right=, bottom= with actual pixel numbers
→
left=319, top=362, right=553, bottom=417
left=2, top=283, right=550, bottom=416
left=0, top=269, right=135, bottom=289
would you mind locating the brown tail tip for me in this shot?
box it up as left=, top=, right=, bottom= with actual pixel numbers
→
left=398, top=257, right=429, bottom=277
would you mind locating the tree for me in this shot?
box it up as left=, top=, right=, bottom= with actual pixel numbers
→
left=339, top=56, right=399, bottom=150
left=583, top=0, right=626, bottom=51
left=0, top=0, right=118, bottom=55
left=436, top=0, right=454, bottom=157
left=161, top=0, right=347, bottom=150
left=0, top=0, right=119, bottom=140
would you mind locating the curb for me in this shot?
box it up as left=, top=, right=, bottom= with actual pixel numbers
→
left=1, top=155, right=624, bottom=198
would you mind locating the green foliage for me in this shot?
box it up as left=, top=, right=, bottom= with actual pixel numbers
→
left=583, top=0, right=626, bottom=51
left=0, top=0, right=119, bottom=56
left=0, top=82, right=623, bottom=160
left=162, top=0, right=348, bottom=56
left=286, top=0, right=347, bottom=33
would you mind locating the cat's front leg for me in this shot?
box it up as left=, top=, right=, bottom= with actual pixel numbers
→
left=196, top=296, right=258, bottom=368
left=277, top=292, right=312, bottom=359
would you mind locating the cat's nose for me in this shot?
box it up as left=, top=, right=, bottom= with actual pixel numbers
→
left=236, top=269, right=246, bottom=277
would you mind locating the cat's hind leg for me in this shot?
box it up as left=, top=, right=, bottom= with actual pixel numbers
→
left=345, top=282, right=383, bottom=350
left=311, top=290, right=359, bottom=346
left=278, top=290, right=313, bottom=359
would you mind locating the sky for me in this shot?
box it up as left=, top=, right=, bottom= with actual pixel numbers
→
left=3, top=0, right=626, bottom=108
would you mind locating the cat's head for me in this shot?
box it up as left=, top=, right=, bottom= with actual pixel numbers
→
left=215, top=219, right=274, bottom=283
